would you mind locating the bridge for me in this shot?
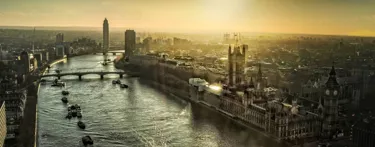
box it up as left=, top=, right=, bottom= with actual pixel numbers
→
left=40, top=71, right=138, bottom=80
left=93, top=51, right=124, bottom=56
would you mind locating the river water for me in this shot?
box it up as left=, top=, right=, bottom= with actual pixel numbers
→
left=37, top=55, right=286, bottom=147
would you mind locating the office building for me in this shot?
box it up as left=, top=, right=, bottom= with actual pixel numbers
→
left=103, top=18, right=109, bottom=51
left=56, top=33, right=64, bottom=45
left=55, top=45, right=65, bottom=57
left=0, top=79, right=26, bottom=140
left=143, top=37, right=152, bottom=53
left=42, top=51, right=49, bottom=62
left=19, top=51, right=30, bottom=74
left=31, top=58, right=38, bottom=71
left=33, top=53, right=42, bottom=67
left=125, top=30, right=136, bottom=57
left=0, top=102, right=6, bottom=147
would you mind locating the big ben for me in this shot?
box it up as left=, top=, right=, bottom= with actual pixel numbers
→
left=322, top=65, right=340, bottom=138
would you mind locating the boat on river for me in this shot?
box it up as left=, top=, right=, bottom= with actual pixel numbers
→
left=66, top=112, right=72, bottom=119
left=69, top=104, right=80, bottom=110
left=68, top=104, right=80, bottom=117
left=61, top=97, right=68, bottom=103
left=77, top=112, right=82, bottom=118
left=62, top=90, right=69, bottom=95
left=77, top=121, right=86, bottom=129
left=71, top=109, right=77, bottom=117
left=120, top=84, right=128, bottom=88
left=52, top=79, right=65, bottom=87
left=82, top=135, right=94, bottom=146
left=77, top=107, right=82, bottom=118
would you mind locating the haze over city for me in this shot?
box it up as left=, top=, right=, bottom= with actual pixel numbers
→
left=1, top=0, right=375, bottom=36
left=2, top=0, right=375, bottom=147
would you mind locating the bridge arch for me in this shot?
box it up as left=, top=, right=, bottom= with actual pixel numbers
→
left=40, top=71, right=132, bottom=80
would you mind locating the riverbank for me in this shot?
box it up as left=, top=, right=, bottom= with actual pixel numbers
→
left=142, top=79, right=294, bottom=146
left=115, top=58, right=294, bottom=146
left=16, top=57, right=66, bottom=147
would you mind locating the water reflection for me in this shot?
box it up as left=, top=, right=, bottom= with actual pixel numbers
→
left=38, top=55, right=285, bottom=147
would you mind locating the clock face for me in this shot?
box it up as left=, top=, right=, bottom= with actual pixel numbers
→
left=333, top=90, right=338, bottom=96
left=325, top=89, right=330, bottom=95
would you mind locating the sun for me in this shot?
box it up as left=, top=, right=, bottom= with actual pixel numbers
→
left=201, top=0, right=244, bottom=23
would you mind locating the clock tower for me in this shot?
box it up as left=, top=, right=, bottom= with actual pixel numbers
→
left=322, top=64, right=340, bottom=138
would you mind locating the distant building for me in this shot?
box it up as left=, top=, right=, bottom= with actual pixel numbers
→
left=56, top=33, right=64, bottom=45
left=223, top=33, right=230, bottom=44
left=125, top=30, right=136, bottom=57
left=0, top=101, right=6, bottom=147
left=47, top=48, right=56, bottom=60
left=19, top=51, right=30, bottom=74
left=63, top=42, right=72, bottom=55
left=143, top=37, right=152, bottom=53
left=42, top=51, right=49, bottom=62
left=173, top=37, right=191, bottom=46
left=31, top=58, right=38, bottom=71
left=55, top=45, right=65, bottom=57
left=33, top=53, right=42, bottom=67
left=103, top=18, right=109, bottom=51
left=351, top=118, right=375, bottom=147
left=0, top=79, right=26, bottom=140
left=136, top=37, right=141, bottom=44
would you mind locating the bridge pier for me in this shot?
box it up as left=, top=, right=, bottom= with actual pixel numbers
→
left=100, top=75, right=104, bottom=80
left=78, top=75, right=82, bottom=81
left=58, top=76, right=61, bottom=80
left=119, top=74, right=123, bottom=78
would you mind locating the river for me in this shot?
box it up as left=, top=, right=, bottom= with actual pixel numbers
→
left=37, top=55, right=286, bottom=147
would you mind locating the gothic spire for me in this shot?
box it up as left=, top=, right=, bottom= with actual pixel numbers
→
left=329, top=65, right=336, bottom=76
left=257, top=63, right=262, bottom=80
left=325, top=62, right=339, bottom=88
left=248, top=77, right=255, bottom=88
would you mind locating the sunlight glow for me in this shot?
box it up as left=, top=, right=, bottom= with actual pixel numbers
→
left=201, top=0, right=245, bottom=24
left=208, top=85, right=222, bottom=91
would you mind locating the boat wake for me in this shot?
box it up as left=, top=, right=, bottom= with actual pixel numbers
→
left=179, top=103, right=192, bottom=117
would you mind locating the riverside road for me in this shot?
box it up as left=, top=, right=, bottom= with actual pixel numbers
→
left=37, top=54, right=285, bottom=147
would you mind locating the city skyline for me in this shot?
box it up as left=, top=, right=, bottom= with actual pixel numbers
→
left=1, top=0, right=375, bottom=36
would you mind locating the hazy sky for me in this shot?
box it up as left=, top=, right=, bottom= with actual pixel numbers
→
left=1, top=0, right=375, bottom=36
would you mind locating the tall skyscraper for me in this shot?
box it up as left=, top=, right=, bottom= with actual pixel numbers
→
left=55, top=33, right=65, bottom=57
left=56, top=33, right=64, bottom=45
left=143, top=37, right=152, bottom=53
left=125, top=30, right=136, bottom=57
left=103, top=18, right=109, bottom=51
left=20, top=51, right=30, bottom=74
